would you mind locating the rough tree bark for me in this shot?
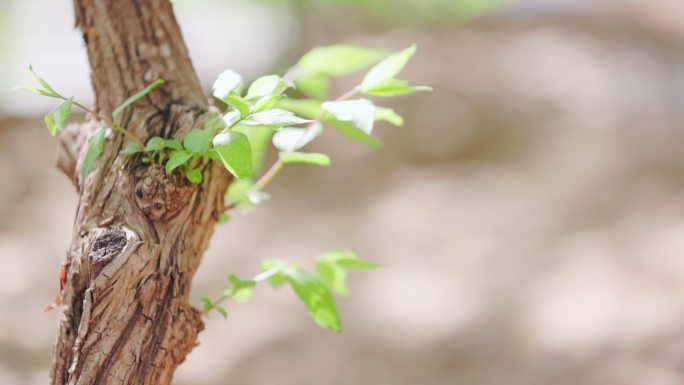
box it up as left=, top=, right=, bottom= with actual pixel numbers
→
left=51, top=1, right=230, bottom=384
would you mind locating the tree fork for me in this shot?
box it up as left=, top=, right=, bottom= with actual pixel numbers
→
left=51, top=1, right=230, bottom=384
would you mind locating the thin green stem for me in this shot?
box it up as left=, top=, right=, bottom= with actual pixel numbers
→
left=70, top=99, right=145, bottom=147
left=226, top=85, right=360, bottom=211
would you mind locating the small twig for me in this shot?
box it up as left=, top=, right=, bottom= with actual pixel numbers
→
left=70, top=99, right=145, bottom=147
left=225, top=86, right=360, bottom=211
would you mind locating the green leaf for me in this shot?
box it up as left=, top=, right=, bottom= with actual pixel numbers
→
left=272, top=123, right=322, bottom=151
left=165, top=151, right=192, bottom=173
left=322, top=99, right=375, bottom=134
left=223, top=92, right=251, bottom=117
left=283, top=267, right=341, bottom=332
left=233, top=125, right=273, bottom=175
left=213, top=69, right=243, bottom=99
left=215, top=306, right=229, bottom=319
left=12, top=85, right=58, bottom=97
left=213, top=131, right=252, bottom=179
left=276, top=98, right=322, bottom=119
left=295, top=73, right=329, bottom=100
left=185, top=168, right=203, bottom=184
left=327, top=119, right=381, bottom=148
left=298, top=45, right=387, bottom=76
left=183, top=128, right=213, bottom=154
left=144, top=136, right=166, bottom=151
left=317, top=249, right=378, bottom=270
left=120, top=141, right=144, bottom=155
left=200, top=296, right=214, bottom=312
left=245, top=75, right=290, bottom=100
left=217, top=213, right=230, bottom=224
left=253, top=94, right=282, bottom=113
left=222, top=110, right=242, bottom=128
left=316, top=261, right=349, bottom=297
left=375, top=106, right=404, bottom=126
left=112, top=79, right=165, bottom=122
left=81, top=126, right=107, bottom=180
left=261, top=259, right=288, bottom=288
left=164, top=139, right=184, bottom=151
left=224, top=274, right=256, bottom=304
left=245, top=109, right=312, bottom=127
left=204, top=114, right=228, bottom=132
left=279, top=151, right=330, bottom=167
left=361, top=45, right=416, bottom=90
left=362, top=79, right=432, bottom=97
left=226, top=179, right=254, bottom=206
left=44, top=97, right=73, bottom=136
left=28, top=65, right=60, bottom=96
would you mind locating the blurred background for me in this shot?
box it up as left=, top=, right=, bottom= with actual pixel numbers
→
left=3, top=0, right=684, bottom=384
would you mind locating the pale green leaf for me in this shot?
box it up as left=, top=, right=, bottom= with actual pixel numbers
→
left=295, top=73, right=329, bottom=100
left=245, top=109, right=312, bottom=127
left=261, top=259, right=288, bottom=288
left=327, top=119, right=381, bottom=148
left=233, top=125, right=273, bottom=175
left=279, top=151, right=330, bottom=166
left=283, top=267, right=341, bottom=332
left=272, top=123, right=322, bottom=151
left=12, top=85, right=57, bottom=97
left=29, top=65, right=60, bottom=96
left=322, top=99, right=375, bottom=134
left=200, top=296, right=214, bottom=312
left=361, top=45, right=416, bottom=90
left=215, top=306, right=229, bottom=319
left=213, top=131, right=252, bottom=179
left=44, top=97, right=73, bottom=136
left=298, top=45, right=387, bottom=76
left=316, top=261, right=349, bottom=297
left=81, top=126, right=107, bottom=180
left=362, top=79, right=432, bottom=97
left=374, top=106, right=404, bottom=126
left=276, top=98, right=322, bottom=119
left=223, top=92, right=251, bottom=117
left=317, top=249, right=378, bottom=270
left=112, top=79, right=165, bottom=122
left=245, top=75, right=289, bottom=100
left=213, top=69, right=243, bottom=99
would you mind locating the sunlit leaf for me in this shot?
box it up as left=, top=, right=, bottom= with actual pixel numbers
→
left=279, top=152, right=330, bottom=167
left=272, top=123, right=322, bottom=151
left=112, top=79, right=165, bottom=122
left=322, top=99, right=375, bottom=134
left=44, top=97, right=73, bottom=136
left=276, top=98, right=322, bottom=119
left=361, top=45, right=416, bottom=90
left=298, top=45, right=387, bottom=76
left=213, top=131, right=252, bottom=179
left=245, top=109, right=312, bottom=127
left=283, top=267, right=341, bottom=332
left=223, top=92, right=251, bottom=117
left=374, top=106, right=404, bottom=126
left=213, top=69, right=243, bottom=100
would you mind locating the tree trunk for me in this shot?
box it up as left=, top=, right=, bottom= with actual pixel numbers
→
left=51, top=1, right=230, bottom=384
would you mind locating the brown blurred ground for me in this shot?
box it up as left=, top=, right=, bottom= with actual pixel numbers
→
left=3, top=1, right=684, bottom=384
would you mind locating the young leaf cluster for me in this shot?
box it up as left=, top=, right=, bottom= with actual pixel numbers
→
left=18, top=43, right=428, bottom=334
left=201, top=249, right=377, bottom=332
